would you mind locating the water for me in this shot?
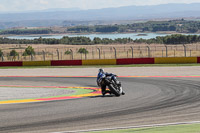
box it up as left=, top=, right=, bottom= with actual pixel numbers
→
left=6, top=33, right=172, bottom=40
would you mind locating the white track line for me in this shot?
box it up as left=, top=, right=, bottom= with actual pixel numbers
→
left=53, top=121, right=200, bottom=133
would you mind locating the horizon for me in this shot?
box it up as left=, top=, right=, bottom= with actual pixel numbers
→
left=0, top=0, right=200, bottom=13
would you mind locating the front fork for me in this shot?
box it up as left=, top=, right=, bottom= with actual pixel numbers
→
left=111, top=76, right=123, bottom=94
left=111, top=76, right=120, bottom=85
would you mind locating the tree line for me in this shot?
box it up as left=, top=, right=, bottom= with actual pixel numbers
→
left=0, top=29, right=52, bottom=35
left=0, top=34, right=200, bottom=45
left=134, top=34, right=200, bottom=44
left=0, top=36, right=132, bottom=45
left=1, top=19, right=200, bottom=35
left=66, top=19, right=200, bottom=33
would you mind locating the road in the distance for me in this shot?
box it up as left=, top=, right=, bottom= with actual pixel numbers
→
left=0, top=77, right=200, bottom=133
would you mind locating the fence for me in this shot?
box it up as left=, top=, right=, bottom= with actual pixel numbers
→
left=1, top=43, right=200, bottom=61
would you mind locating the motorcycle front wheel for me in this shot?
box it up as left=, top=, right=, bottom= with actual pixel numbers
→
left=108, top=84, right=121, bottom=97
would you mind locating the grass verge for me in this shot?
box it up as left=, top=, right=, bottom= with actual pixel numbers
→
left=89, top=123, right=200, bottom=133
left=0, top=63, right=200, bottom=69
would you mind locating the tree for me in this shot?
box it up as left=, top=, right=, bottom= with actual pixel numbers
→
left=0, top=49, right=3, bottom=57
left=78, top=48, right=88, bottom=54
left=23, top=46, right=35, bottom=56
left=10, top=50, right=18, bottom=57
left=10, top=50, right=18, bottom=61
left=93, top=37, right=102, bottom=44
left=65, top=50, right=72, bottom=55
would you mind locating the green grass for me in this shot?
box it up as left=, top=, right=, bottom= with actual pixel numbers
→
left=89, top=124, right=200, bottom=133
left=0, top=63, right=200, bottom=69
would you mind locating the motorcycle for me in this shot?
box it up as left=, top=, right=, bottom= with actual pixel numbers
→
left=98, top=74, right=123, bottom=97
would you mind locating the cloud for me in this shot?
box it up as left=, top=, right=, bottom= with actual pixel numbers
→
left=0, top=4, right=6, bottom=11
left=40, top=0, right=49, bottom=5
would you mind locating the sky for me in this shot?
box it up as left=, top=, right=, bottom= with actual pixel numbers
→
left=0, top=0, right=200, bottom=12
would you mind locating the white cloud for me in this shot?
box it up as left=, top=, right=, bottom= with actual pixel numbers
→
left=0, top=4, right=6, bottom=11
left=40, top=0, right=49, bottom=5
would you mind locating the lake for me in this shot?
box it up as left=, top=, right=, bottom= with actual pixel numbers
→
left=7, top=33, right=172, bottom=40
left=6, top=33, right=200, bottom=40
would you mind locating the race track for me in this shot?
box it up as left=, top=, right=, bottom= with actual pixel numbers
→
left=0, top=77, right=200, bottom=133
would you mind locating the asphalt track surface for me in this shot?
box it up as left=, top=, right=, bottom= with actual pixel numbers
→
left=0, top=77, right=200, bottom=133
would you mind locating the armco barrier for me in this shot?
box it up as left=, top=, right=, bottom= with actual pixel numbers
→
left=51, top=60, right=82, bottom=66
left=155, top=57, right=197, bottom=64
left=117, top=58, right=154, bottom=65
left=198, top=57, right=200, bottom=63
left=23, top=61, right=51, bottom=66
left=1, top=57, right=200, bottom=67
left=0, top=61, right=23, bottom=66
left=82, top=59, right=116, bottom=65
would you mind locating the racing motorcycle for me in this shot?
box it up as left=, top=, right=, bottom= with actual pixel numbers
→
left=98, top=74, right=123, bottom=97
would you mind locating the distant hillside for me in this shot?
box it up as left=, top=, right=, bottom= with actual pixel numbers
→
left=0, top=3, right=200, bottom=29
left=66, top=19, right=200, bottom=33
left=0, top=3, right=200, bottom=21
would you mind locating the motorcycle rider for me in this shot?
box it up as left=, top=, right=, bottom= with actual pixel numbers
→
left=97, top=68, right=125, bottom=96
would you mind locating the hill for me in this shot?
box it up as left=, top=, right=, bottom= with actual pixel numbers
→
left=0, top=3, right=200, bottom=29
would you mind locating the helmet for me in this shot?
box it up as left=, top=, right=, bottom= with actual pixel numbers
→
left=99, top=68, right=104, bottom=73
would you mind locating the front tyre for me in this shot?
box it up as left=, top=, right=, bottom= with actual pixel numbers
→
left=108, top=84, right=121, bottom=97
